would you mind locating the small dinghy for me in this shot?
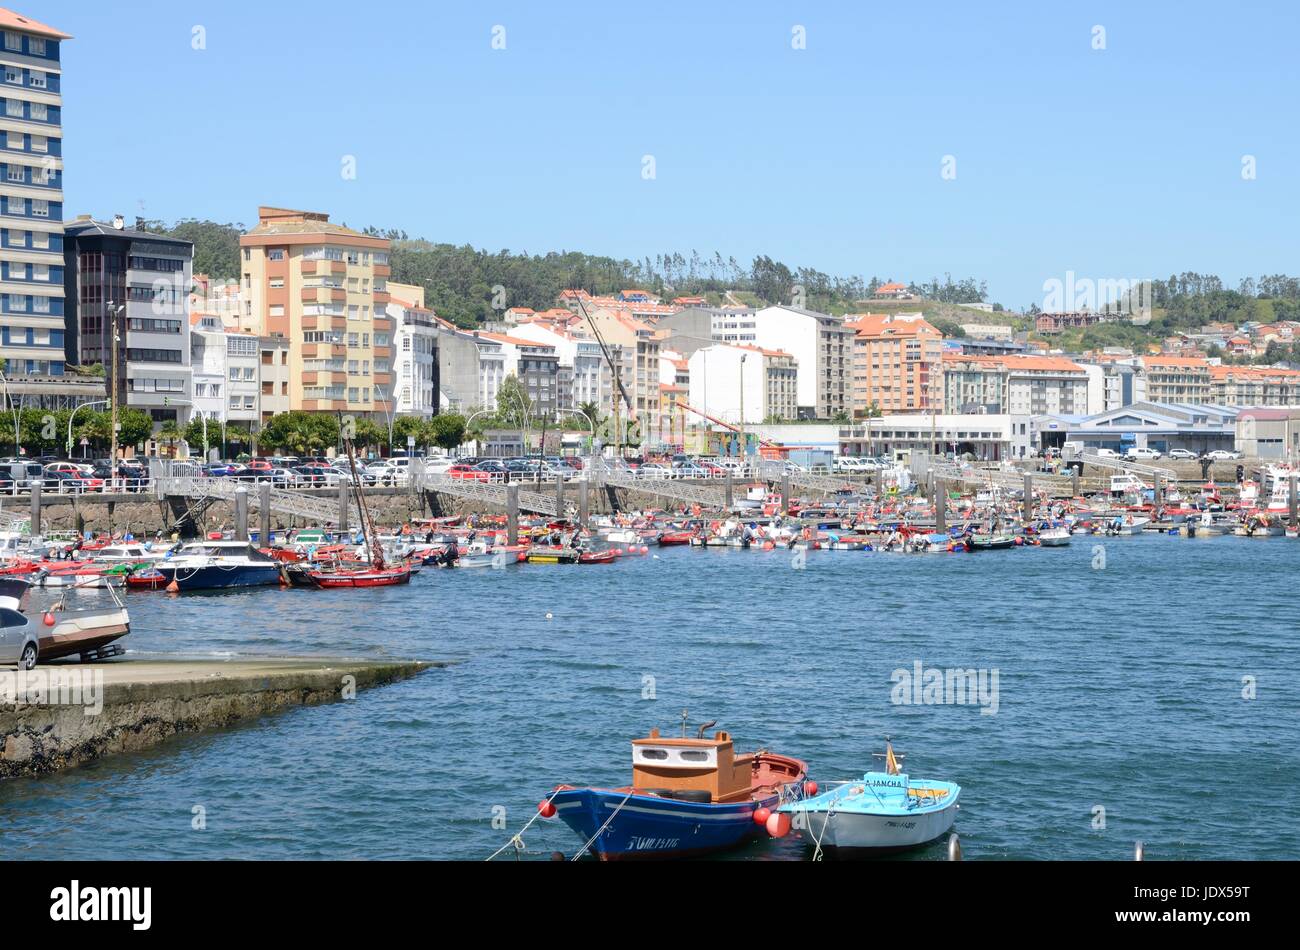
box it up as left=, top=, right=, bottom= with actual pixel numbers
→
left=780, top=741, right=959, bottom=854
left=967, top=533, right=1016, bottom=551
left=577, top=548, right=618, bottom=564
left=545, top=719, right=808, bottom=860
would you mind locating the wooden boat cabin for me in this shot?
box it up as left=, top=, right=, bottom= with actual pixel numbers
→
left=631, top=728, right=756, bottom=804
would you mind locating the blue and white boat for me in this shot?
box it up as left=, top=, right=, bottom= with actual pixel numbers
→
left=546, top=722, right=808, bottom=860
left=141, top=540, right=284, bottom=591
left=780, top=742, right=960, bottom=853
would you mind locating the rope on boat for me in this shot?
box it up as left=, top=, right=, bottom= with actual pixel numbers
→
left=809, top=799, right=837, bottom=862
left=485, top=790, right=561, bottom=862
left=571, top=789, right=633, bottom=862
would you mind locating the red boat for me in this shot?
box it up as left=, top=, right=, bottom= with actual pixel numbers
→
left=577, top=549, right=619, bottom=564
left=126, top=569, right=169, bottom=590
left=308, top=565, right=411, bottom=588
left=657, top=531, right=695, bottom=546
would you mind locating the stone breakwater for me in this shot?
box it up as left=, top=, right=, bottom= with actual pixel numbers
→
left=0, top=657, right=436, bottom=779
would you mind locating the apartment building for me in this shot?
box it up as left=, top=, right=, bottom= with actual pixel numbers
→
left=1140, top=355, right=1212, bottom=403
left=238, top=206, right=392, bottom=417
left=190, top=315, right=227, bottom=436
left=1209, top=364, right=1300, bottom=406
left=0, top=9, right=68, bottom=377
left=943, top=353, right=1089, bottom=415
left=385, top=283, right=439, bottom=418
left=686, top=344, right=798, bottom=425
left=845, top=312, right=944, bottom=415
left=510, top=320, right=609, bottom=415
left=583, top=306, right=663, bottom=431
left=749, top=305, right=851, bottom=419
left=256, top=336, right=290, bottom=428
left=63, top=217, right=194, bottom=426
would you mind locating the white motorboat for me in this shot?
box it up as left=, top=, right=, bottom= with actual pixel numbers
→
left=1037, top=526, right=1072, bottom=546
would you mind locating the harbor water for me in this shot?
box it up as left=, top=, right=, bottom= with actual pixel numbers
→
left=1, top=534, right=1296, bottom=860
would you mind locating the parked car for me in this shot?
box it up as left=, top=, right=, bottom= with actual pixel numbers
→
left=1168, top=448, right=1198, bottom=460
left=1207, top=449, right=1243, bottom=461
left=0, top=606, right=39, bottom=670
left=45, top=469, right=104, bottom=493
left=1094, top=448, right=1121, bottom=459
left=1124, top=447, right=1163, bottom=461
left=447, top=464, right=491, bottom=482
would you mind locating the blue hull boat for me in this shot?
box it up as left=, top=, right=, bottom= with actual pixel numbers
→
left=546, top=723, right=808, bottom=861
left=151, top=563, right=283, bottom=591
left=551, top=787, right=778, bottom=860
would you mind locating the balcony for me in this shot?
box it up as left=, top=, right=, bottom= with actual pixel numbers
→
left=302, top=370, right=347, bottom=386
left=302, top=342, right=346, bottom=359
left=373, top=264, right=391, bottom=278
left=301, top=259, right=347, bottom=276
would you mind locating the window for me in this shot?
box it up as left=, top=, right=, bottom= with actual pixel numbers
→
left=8, top=294, right=25, bottom=311
left=4, top=68, right=19, bottom=85
left=269, top=277, right=284, bottom=289
left=30, top=199, right=48, bottom=217
left=268, top=248, right=285, bottom=261
left=269, top=305, right=284, bottom=317
left=28, top=38, right=44, bottom=56
left=29, top=102, right=45, bottom=121
left=29, top=135, right=45, bottom=153
left=5, top=195, right=22, bottom=214
left=3, top=32, right=19, bottom=52
left=5, top=99, right=21, bottom=118
left=32, top=264, right=47, bottom=281
left=32, top=295, right=49, bottom=313
left=5, top=165, right=22, bottom=182
left=6, top=131, right=21, bottom=149
left=28, top=71, right=45, bottom=90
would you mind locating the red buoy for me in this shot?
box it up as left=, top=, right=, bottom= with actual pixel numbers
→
left=42, top=612, right=56, bottom=627
left=752, top=806, right=771, bottom=826
left=538, top=799, right=556, bottom=819
left=762, top=541, right=775, bottom=551
left=766, top=812, right=791, bottom=838
left=805, top=781, right=819, bottom=796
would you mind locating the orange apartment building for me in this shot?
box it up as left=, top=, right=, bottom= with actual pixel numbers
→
left=845, top=313, right=944, bottom=415
left=238, top=207, right=394, bottom=417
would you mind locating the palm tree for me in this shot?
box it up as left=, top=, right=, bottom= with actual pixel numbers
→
left=156, top=419, right=183, bottom=459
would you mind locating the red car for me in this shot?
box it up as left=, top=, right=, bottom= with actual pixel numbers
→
left=447, top=464, right=490, bottom=482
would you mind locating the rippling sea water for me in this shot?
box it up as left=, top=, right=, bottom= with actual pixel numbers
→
left=1, top=534, right=1296, bottom=860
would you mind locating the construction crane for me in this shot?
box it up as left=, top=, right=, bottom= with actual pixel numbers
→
left=572, top=292, right=637, bottom=456
left=678, top=402, right=783, bottom=450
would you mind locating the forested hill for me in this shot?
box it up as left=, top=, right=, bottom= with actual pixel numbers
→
left=139, top=218, right=988, bottom=327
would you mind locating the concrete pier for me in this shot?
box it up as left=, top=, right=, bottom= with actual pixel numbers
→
left=0, top=656, right=435, bottom=779
left=506, top=484, right=520, bottom=545
left=234, top=487, right=249, bottom=541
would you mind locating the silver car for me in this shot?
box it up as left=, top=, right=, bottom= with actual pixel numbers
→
left=0, top=607, right=39, bottom=669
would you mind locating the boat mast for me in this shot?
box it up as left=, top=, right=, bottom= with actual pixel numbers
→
left=340, top=417, right=384, bottom=570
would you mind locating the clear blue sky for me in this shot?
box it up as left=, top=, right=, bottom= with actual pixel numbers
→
left=47, top=0, right=1300, bottom=309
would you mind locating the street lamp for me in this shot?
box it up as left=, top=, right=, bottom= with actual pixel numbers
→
left=0, top=370, right=19, bottom=455
left=67, top=399, right=109, bottom=457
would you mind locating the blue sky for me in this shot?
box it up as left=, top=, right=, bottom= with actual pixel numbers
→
left=47, top=0, right=1300, bottom=309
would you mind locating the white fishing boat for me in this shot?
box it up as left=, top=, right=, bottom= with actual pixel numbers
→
left=1103, top=515, right=1150, bottom=536
left=779, top=742, right=959, bottom=854
left=1037, top=526, right=1071, bottom=546
left=1180, top=511, right=1232, bottom=537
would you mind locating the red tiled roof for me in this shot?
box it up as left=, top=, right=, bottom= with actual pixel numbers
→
left=0, top=8, right=71, bottom=40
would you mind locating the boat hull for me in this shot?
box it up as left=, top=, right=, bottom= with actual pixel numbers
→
left=146, top=563, right=283, bottom=591
left=550, top=787, right=778, bottom=861
left=796, top=799, right=959, bottom=852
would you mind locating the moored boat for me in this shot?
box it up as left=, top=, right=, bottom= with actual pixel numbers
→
left=779, top=741, right=959, bottom=855
left=545, top=723, right=808, bottom=860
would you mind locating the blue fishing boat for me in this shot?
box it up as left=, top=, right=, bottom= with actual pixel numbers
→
left=135, top=541, right=284, bottom=591
left=545, top=720, right=808, bottom=860
left=779, top=741, right=960, bottom=854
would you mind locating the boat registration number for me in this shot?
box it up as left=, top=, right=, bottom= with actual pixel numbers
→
left=627, top=836, right=681, bottom=851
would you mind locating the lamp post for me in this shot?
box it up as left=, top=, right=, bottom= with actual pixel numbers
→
left=106, top=302, right=125, bottom=483
left=0, top=370, right=19, bottom=455
left=67, top=399, right=109, bottom=457
left=739, top=352, right=747, bottom=462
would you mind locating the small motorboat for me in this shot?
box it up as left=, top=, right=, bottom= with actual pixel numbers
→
left=1036, top=526, right=1071, bottom=547
left=546, top=721, right=808, bottom=860
left=657, top=531, right=695, bottom=546
left=525, top=546, right=580, bottom=564
left=779, top=741, right=960, bottom=854
left=577, top=548, right=619, bottom=564
left=0, top=578, right=131, bottom=662
left=1103, top=515, right=1150, bottom=536
left=967, top=533, right=1016, bottom=551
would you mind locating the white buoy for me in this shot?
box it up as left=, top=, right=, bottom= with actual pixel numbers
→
left=545, top=612, right=553, bottom=621
left=947, top=833, right=962, bottom=861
